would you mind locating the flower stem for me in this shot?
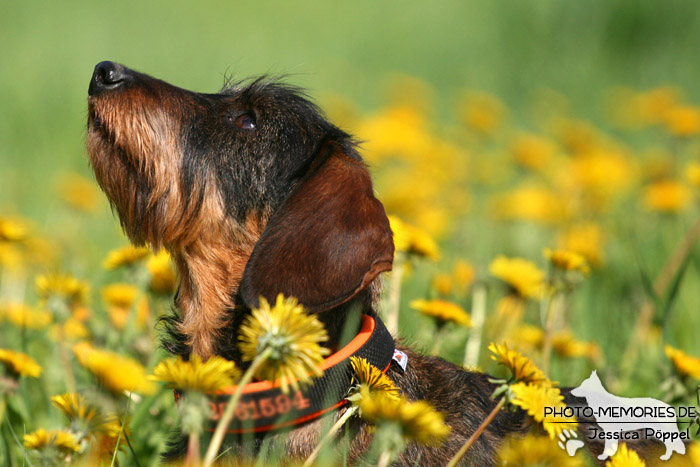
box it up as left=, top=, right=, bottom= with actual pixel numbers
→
left=445, top=396, right=506, bottom=467
left=185, top=431, right=201, bottom=467
left=203, top=347, right=272, bottom=467
left=464, top=282, right=486, bottom=368
left=110, top=394, right=132, bottom=467
left=302, top=406, right=358, bottom=467
left=386, top=253, right=406, bottom=336
left=541, top=292, right=563, bottom=376
left=55, top=326, right=76, bottom=393
left=0, top=398, right=6, bottom=429
left=430, top=327, right=444, bottom=356
left=376, top=450, right=392, bottom=467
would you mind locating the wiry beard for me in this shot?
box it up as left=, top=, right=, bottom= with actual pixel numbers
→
left=86, top=89, right=271, bottom=357
left=86, top=91, right=225, bottom=250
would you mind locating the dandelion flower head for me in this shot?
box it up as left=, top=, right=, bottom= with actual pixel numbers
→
left=151, top=355, right=240, bottom=393
left=0, top=348, right=42, bottom=377
left=238, top=294, right=329, bottom=393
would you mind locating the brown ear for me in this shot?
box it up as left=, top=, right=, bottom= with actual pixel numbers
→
left=240, top=143, right=394, bottom=312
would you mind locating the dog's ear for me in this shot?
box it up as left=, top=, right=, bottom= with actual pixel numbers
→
left=240, top=142, right=394, bottom=312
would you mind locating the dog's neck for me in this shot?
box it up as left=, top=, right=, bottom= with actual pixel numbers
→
left=169, top=218, right=371, bottom=361
left=172, top=216, right=265, bottom=359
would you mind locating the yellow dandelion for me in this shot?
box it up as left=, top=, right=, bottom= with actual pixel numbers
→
left=569, top=150, right=634, bottom=198
left=24, top=428, right=80, bottom=453
left=552, top=329, right=600, bottom=361
left=636, top=86, right=681, bottom=126
left=0, top=243, right=23, bottom=269
left=0, top=302, right=52, bottom=329
left=103, top=245, right=150, bottom=270
left=102, top=283, right=138, bottom=308
left=88, top=432, right=126, bottom=465
left=359, top=392, right=450, bottom=446
left=459, top=91, right=506, bottom=135
left=643, top=180, right=692, bottom=213
left=553, top=118, right=602, bottom=155
left=453, top=260, right=475, bottom=289
left=355, top=105, right=432, bottom=162
left=686, top=161, right=700, bottom=189
left=406, top=216, right=443, bottom=258
left=349, top=356, right=400, bottom=401
left=544, top=248, right=590, bottom=275
left=688, top=442, right=700, bottom=465
left=410, top=299, right=471, bottom=327
left=57, top=172, right=102, bottom=213
left=640, top=148, right=674, bottom=180
left=24, top=236, right=58, bottom=268
left=510, top=133, right=558, bottom=171
left=0, top=348, right=42, bottom=377
left=147, top=250, right=177, bottom=295
left=498, top=434, right=584, bottom=466
left=36, top=273, right=89, bottom=311
left=388, top=215, right=440, bottom=260
left=0, top=217, right=30, bottom=242
left=507, top=324, right=544, bottom=352
left=238, top=294, right=329, bottom=393
left=557, top=223, right=604, bottom=267
left=73, top=341, right=155, bottom=394
left=488, top=342, right=547, bottom=385
left=101, top=283, right=148, bottom=329
left=151, top=355, right=240, bottom=393
left=431, top=273, right=453, bottom=296
left=73, top=305, right=91, bottom=322
left=381, top=175, right=441, bottom=221
left=110, top=298, right=148, bottom=330
left=56, top=317, right=91, bottom=340
left=489, top=256, right=545, bottom=299
left=491, top=186, right=567, bottom=225
left=664, top=105, right=700, bottom=137
left=664, top=345, right=700, bottom=381
left=52, top=393, right=121, bottom=437
left=495, top=295, right=526, bottom=324
left=605, top=443, right=645, bottom=467
left=511, top=382, right=577, bottom=439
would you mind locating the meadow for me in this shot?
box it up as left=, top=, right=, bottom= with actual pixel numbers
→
left=1, top=1, right=700, bottom=465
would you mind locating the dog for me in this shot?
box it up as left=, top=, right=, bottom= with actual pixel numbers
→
left=570, top=371, right=686, bottom=461
left=86, top=61, right=659, bottom=465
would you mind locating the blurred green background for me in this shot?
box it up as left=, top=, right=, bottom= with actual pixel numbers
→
left=3, top=0, right=700, bottom=219
left=2, top=0, right=700, bottom=380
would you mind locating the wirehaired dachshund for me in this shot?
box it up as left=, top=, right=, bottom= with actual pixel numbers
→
left=86, top=61, right=659, bottom=465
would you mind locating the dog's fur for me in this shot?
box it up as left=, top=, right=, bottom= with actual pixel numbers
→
left=86, top=62, right=660, bottom=465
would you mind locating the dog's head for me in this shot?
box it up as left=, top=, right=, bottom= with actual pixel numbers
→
left=87, top=61, right=394, bottom=354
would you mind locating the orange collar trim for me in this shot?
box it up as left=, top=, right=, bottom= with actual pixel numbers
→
left=175, top=314, right=397, bottom=435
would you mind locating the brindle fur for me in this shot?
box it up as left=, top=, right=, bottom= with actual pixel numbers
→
left=87, top=62, right=659, bottom=465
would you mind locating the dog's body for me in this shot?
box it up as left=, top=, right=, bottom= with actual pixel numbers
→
left=86, top=62, right=659, bottom=465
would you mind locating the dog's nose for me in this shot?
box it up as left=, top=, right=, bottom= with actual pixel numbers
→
left=89, top=61, right=127, bottom=96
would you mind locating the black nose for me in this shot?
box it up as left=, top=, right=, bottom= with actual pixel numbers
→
left=89, top=61, right=127, bottom=96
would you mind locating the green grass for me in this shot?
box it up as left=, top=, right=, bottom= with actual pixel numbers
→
left=2, top=1, right=700, bottom=464
left=2, top=0, right=700, bottom=244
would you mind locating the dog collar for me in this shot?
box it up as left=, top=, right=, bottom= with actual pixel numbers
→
left=195, top=314, right=396, bottom=435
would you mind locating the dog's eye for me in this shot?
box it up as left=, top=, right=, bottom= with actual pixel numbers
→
left=234, top=112, right=257, bottom=131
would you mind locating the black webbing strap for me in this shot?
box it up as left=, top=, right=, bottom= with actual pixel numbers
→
left=201, top=314, right=395, bottom=434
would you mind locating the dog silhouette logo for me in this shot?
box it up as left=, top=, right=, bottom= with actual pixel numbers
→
left=569, top=370, right=686, bottom=461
